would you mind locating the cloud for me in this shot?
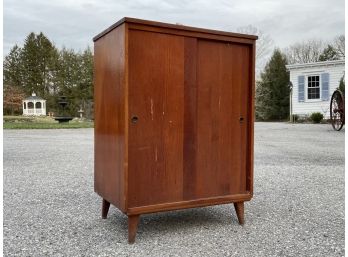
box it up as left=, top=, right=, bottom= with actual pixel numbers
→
left=4, top=0, right=345, bottom=57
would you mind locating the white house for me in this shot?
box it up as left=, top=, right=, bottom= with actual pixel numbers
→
left=286, top=60, right=345, bottom=118
left=22, top=92, right=46, bottom=116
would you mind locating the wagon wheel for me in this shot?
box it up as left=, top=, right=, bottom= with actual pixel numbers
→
left=330, top=90, right=345, bottom=131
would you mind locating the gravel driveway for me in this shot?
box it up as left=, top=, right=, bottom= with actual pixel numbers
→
left=4, top=122, right=344, bottom=257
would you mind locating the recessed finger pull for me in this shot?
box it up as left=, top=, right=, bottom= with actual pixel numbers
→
left=239, top=117, right=244, bottom=123
left=131, top=116, right=138, bottom=124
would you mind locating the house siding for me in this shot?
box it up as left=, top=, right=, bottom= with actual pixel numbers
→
left=288, top=61, right=345, bottom=119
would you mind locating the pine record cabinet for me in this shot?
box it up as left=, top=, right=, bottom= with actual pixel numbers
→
left=93, top=17, right=257, bottom=243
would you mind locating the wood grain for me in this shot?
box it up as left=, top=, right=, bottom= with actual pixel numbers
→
left=128, top=24, right=255, bottom=45
left=127, top=30, right=184, bottom=207
left=195, top=40, right=251, bottom=198
left=93, top=17, right=258, bottom=42
left=127, top=193, right=251, bottom=215
left=183, top=37, right=197, bottom=200
left=94, top=24, right=126, bottom=212
left=247, top=42, right=256, bottom=195
left=94, top=18, right=257, bottom=242
left=234, top=202, right=245, bottom=225
left=128, top=215, right=140, bottom=243
left=102, top=199, right=110, bottom=219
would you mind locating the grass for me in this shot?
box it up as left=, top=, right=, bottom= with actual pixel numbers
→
left=3, top=115, right=94, bottom=129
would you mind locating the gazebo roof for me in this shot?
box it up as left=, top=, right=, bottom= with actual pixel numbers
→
left=24, top=92, right=44, bottom=101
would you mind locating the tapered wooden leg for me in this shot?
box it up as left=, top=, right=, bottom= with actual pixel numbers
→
left=234, top=202, right=244, bottom=225
left=128, top=215, right=140, bottom=244
left=102, top=199, right=110, bottom=219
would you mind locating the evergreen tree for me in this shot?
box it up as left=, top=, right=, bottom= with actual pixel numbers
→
left=79, top=46, right=93, bottom=99
left=37, top=32, right=59, bottom=97
left=256, top=49, right=290, bottom=120
left=54, top=47, right=82, bottom=115
left=21, top=32, right=41, bottom=95
left=21, top=32, right=58, bottom=97
left=3, top=32, right=94, bottom=117
left=319, top=44, right=340, bottom=61
left=74, top=47, right=94, bottom=118
left=3, top=45, right=23, bottom=87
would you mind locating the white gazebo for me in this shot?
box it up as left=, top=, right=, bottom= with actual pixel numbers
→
left=23, top=92, right=46, bottom=116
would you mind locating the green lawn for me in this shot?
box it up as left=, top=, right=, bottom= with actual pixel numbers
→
left=3, top=116, right=94, bottom=129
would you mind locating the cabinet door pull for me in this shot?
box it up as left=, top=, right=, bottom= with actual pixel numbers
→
left=131, top=116, right=138, bottom=124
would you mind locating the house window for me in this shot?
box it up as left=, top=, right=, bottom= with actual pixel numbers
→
left=307, top=75, right=320, bottom=99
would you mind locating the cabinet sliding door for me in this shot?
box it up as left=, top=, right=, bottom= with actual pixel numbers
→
left=128, top=30, right=185, bottom=208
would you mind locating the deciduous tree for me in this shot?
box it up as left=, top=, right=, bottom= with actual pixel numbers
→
left=237, top=25, right=274, bottom=73
left=3, top=84, right=26, bottom=115
left=284, top=39, right=325, bottom=64
left=333, top=35, right=345, bottom=58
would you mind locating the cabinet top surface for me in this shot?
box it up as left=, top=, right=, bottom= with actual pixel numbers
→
left=93, top=17, right=258, bottom=42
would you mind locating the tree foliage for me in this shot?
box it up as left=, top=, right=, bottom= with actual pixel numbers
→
left=236, top=25, right=274, bottom=73
left=3, top=32, right=94, bottom=117
left=237, top=25, right=274, bottom=60
left=3, top=84, right=26, bottom=115
left=333, top=35, right=345, bottom=58
left=3, top=45, right=23, bottom=87
left=256, top=49, right=290, bottom=120
left=19, top=33, right=57, bottom=97
left=284, top=39, right=325, bottom=64
left=284, top=36, right=344, bottom=64
left=318, top=44, right=340, bottom=61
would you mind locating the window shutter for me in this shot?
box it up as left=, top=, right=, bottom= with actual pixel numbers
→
left=298, top=75, right=305, bottom=102
left=321, top=73, right=329, bottom=101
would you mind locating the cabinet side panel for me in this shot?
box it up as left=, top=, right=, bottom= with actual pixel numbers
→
left=94, top=24, right=126, bottom=212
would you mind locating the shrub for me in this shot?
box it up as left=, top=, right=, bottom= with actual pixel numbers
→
left=310, top=112, right=324, bottom=123
left=339, top=75, right=345, bottom=95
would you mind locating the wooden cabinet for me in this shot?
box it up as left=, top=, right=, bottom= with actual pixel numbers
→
left=93, top=17, right=257, bottom=243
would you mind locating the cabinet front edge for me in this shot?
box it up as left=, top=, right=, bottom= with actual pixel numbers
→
left=126, top=193, right=252, bottom=215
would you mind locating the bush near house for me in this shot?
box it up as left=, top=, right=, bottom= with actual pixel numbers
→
left=338, top=76, right=345, bottom=95
left=310, top=112, right=324, bottom=123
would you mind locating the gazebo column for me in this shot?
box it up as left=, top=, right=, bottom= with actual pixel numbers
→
left=25, top=100, right=29, bottom=115
left=33, top=100, right=36, bottom=115
left=41, top=101, right=45, bottom=116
